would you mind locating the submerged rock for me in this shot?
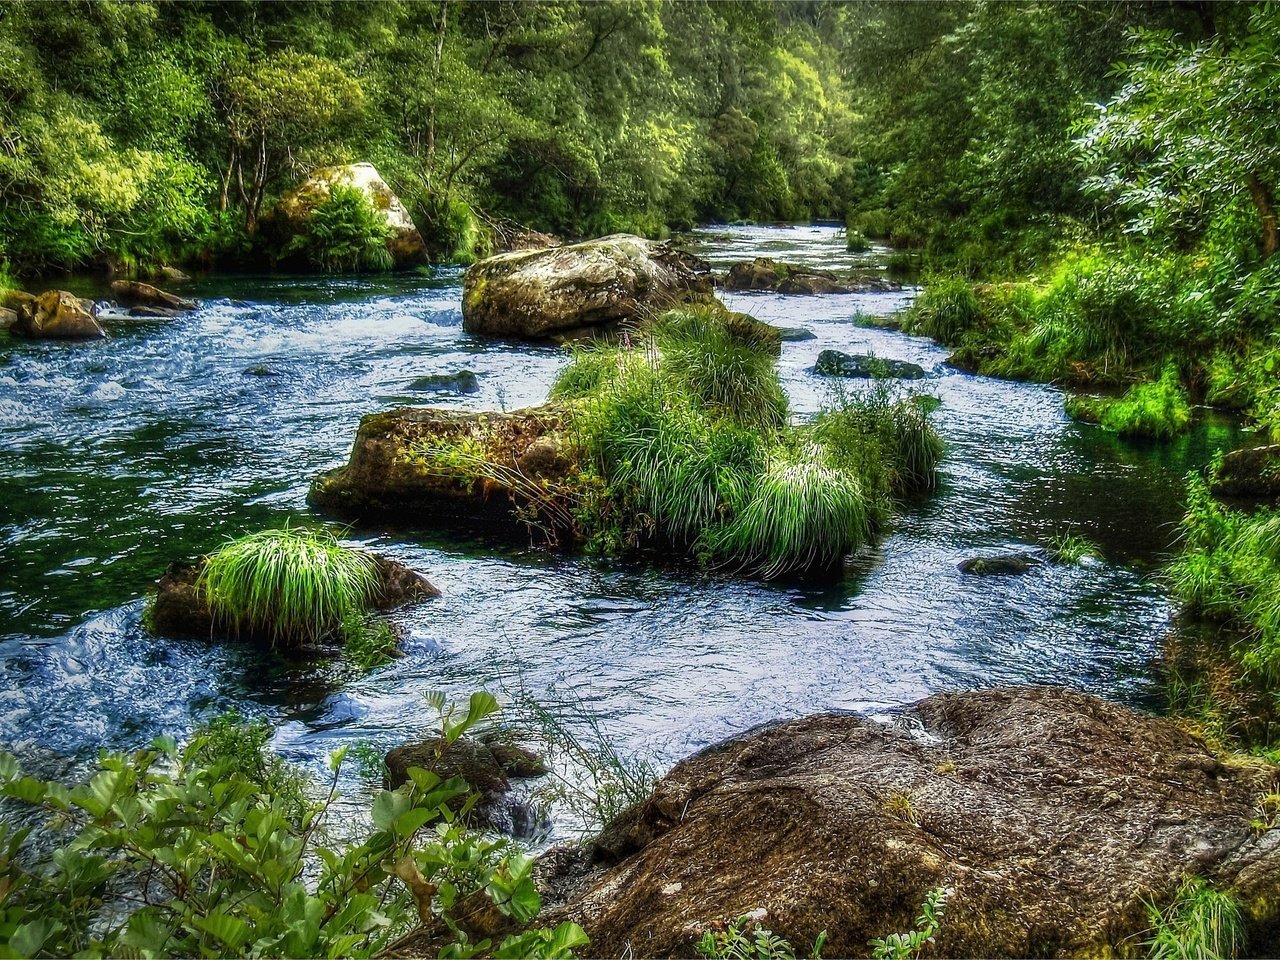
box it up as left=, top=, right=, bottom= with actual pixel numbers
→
left=10, top=290, right=106, bottom=340
left=537, top=686, right=1280, bottom=958
left=386, top=735, right=549, bottom=837
left=814, top=350, right=926, bottom=379
left=461, top=234, right=714, bottom=340
left=150, top=553, right=439, bottom=643
left=776, top=272, right=850, bottom=295
left=273, top=162, right=428, bottom=269
left=1211, top=444, right=1280, bottom=502
left=408, top=370, right=481, bottom=394
left=957, top=552, right=1042, bottom=575
left=110, top=280, right=196, bottom=312
left=309, top=405, right=579, bottom=534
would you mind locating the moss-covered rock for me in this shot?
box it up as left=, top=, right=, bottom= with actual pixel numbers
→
left=272, top=162, right=427, bottom=269
left=537, top=686, right=1280, bottom=958
left=461, top=234, right=715, bottom=340
left=10, top=289, right=105, bottom=340
left=109, top=280, right=196, bottom=312
left=1211, top=444, right=1280, bottom=502
left=308, top=405, right=582, bottom=535
left=814, top=350, right=927, bottom=379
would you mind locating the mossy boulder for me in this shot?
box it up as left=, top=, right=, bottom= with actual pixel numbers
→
left=958, top=552, right=1042, bottom=575
left=1211, top=444, right=1280, bottom=502
left=461, top=234, right=715, bottom=340
left=537, top=686, right=1280, bottom=958
left=722, top=258, right=853, bottom=295
left=151, top=553, right=438, bottom=644
left=408, top=370, right=481, bottom=394
left=309, top=405, right=581, bottom=535
left=814, top=350, right=927, bottom=379
left=273, top=162, right=427, bottom=269
left=9, top=289, right=105, bottom=340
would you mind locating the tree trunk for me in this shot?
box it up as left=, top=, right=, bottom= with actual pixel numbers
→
left=1248, top=173, right=1279, bottom=261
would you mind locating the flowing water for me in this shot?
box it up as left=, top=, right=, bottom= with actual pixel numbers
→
left=0, top=225, right=1245, bottom=830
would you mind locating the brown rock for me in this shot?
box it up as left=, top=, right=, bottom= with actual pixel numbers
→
left=537, top=686, right=1280, bottom=958
left=10, top=289, right=105, bottom=340
left=110, top=280, right=196, bottom=312
left=461, top=235, right=715, bottom=340
left=0, top=307, right=16, bottom=330
left=1211, top=444, right=1280, bottom=502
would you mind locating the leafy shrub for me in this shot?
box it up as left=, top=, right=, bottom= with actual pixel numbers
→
left=1144, top=877, right=1245, bottom=960
left=846, top=228, right=871, bottom=253
left=0, top=693, right=587, bottom=959
left=1067, top=366, right=1192, bottom=439
left=198, top=527, right=378, bottom=647
left=904, top=277, right=981, bottom=345
left=697, top=917, right=826, bottom=960
left=285, top=185, right=393, bottom=272
left=1170, top=474, right=1280, bottom=679
left=869, top=886, right=953, bottom=960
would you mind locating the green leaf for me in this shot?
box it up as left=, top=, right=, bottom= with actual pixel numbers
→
left=371, top=788, right=413, bottom=831
left=7, top=919, right=60, bottom=958
left=190, top=911, right=253, bottom=951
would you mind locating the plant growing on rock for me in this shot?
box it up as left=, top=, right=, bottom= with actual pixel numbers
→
left=1144, top=877, right=1245, bottom=960
left=282, top=185, right=394, bottom=272
left=198, top=527, right=378, bottom=647
left=696, top=916, right=827, bottom=960
left=869, top=886, right=953, bottom=960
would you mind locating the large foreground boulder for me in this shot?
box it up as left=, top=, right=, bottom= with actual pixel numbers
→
left=274, top=162, right=428, bottom=269
left=461, top=235, right=714, bottom=340
left=152, top=553, right=438, bottom=642
left=1211, top=444, right=1280, bottom=502
left=9, top=289, right=105, bottom=340
left=537, top=686, right=1280, bottom=958
left=309, top=405, right=580, bottom=535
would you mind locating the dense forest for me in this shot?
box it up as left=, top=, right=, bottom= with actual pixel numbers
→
left=5, top=2, right=1280, bottom=958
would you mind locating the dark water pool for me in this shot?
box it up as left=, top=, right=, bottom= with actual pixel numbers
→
left=0, top=225, right=1245, bottom=833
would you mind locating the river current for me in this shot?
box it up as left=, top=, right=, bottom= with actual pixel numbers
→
left=0, top=225, right=1243, bottom=829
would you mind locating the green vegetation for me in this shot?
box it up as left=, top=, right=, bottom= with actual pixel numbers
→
left=696, top=918, right=826, bottom=960
left=1045, top=533, right=1098, bottom=566
left=551, top=308, right=942, bottom=577
left=282, top=186, right=393, bottom=272
left=198, top=527, right=377, bottom=647
left=1144, top=878, right=1245, bottom=960
left=1066, top=367, right=1193, bottom=440
left=0, top=693, right=587, bottom=959
left=1169, top=475, right=1280, bottom=680
left=869, top=886, right=952, bottom=960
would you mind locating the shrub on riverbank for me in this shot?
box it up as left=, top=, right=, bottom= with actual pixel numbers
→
left=281, top=186, right=394, bottom=272
left=551, top=307, right=942, bottom=576
left=1169, top=474, right=1280, bottom=679
left=1066, top=366, right=1192, bottom=439
left=0, top=695, right=585, bottom=958
left=199, top=527, right=378, bottom=647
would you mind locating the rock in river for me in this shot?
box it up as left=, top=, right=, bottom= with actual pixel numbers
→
left=110, top=280, right=197, bottom=312
left=309, top=405, right=580, bottom=535
left=408, top=370, right=481, bottom=394
left=535, top=686, right=1280, bottom=958
left=9, top=289, right=106, bottom=340
left=151, top=553, right=439, bottom=643
left=814, top=349, right=926, bottom=379
left=461, top=234, right=715, bottom=340
left=1211, top=444, right=1280, bottom=502
left=721, top=257, right=856, bottom=295
left=957, top=552, right=1042, bottom=575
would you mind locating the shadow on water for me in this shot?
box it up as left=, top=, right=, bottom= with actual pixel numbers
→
left=0, top=225, right=1250, bottom=833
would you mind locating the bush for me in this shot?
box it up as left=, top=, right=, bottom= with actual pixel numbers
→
left=1067, top=365, right=1192, bottom=439
left=198, top=527, right=378, bottom=647
left=846, top=228, right=871, bottom=253
left=284, top=185, right=393, bottom=272
left=0, top=694, right=587, bottom=959
left=903, top=277, right=982, bottom=345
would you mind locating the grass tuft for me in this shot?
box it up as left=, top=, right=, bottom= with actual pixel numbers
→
left=199, top=527, right=378, bottom=647
left=1145, top=877, right=1245, bottom=960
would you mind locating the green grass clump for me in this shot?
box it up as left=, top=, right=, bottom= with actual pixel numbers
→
left=1046, top=533, right=1099, bottom=565
left=1067, top=366, right=1192, bottom=439
left=1170, top=473, right=1280, bottom=679
left=283, top=185, right=393, bottom=273
left=846, top=228, right=871, bottom=253
left=903, top=277, right=981, bottom=345
left=199, top=527, right=378, bottom=647
left=551, top=308, right=943, bottom=577
left=1145, top=877, right=1245, bottom=960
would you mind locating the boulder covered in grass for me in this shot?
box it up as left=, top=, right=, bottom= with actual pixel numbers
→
left=537, top=686, right=1280, bottom=958
left=309, top=405, right=581, bottom=534
left=461, top=234, right=715, bottom=340
left=150, top=533, right=439, bottom=646
left=1211, top=444, right=1280, bottom=502
left=10, top=290, right=105, bottom=340
left=958, top=552, right=1043, bottom=575
left=814, top=350, right=927, bottom=379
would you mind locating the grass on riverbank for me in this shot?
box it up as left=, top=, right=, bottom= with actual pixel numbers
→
left=552, top=306, right=942, bottom=577
left=1065, top=366, right=1192, bottom=439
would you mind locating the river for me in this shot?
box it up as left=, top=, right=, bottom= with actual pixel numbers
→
left=0, top=225, right=1242, bottom=833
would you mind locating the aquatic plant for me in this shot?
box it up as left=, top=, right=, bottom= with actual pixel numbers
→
left=1047, top=533, right=1099, bottom=565
left=847, top=228, right=871, bottom=253
left=1144, top=877, right=1245, bottom=960
left=198, top=527, right=378, bottom=647
left=1067, top=366, right=1192, bottom=439
left=0, top=695, right=587, bottom=959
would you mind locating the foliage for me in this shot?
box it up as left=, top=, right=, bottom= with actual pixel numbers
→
left=198, top=527, right=378, bottom=647
left=0, top=693, right=587, bottom=959
left=283, top=185, right=393, bottom=272
left=552, top=308, right=942, bottom=577
left=1144, top=877, right=1245, bottom=960
left=1067, top=367, right=1192, bottom=440
left=696, top=917, right=826, bottom=960
left=903, top=278, right=981, bottom=345
left=869, top=886, right=953, bottom=960
left=1046, top=533, right=1098, bottom=566
left=1169, top=474, right=1280, bottom=679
